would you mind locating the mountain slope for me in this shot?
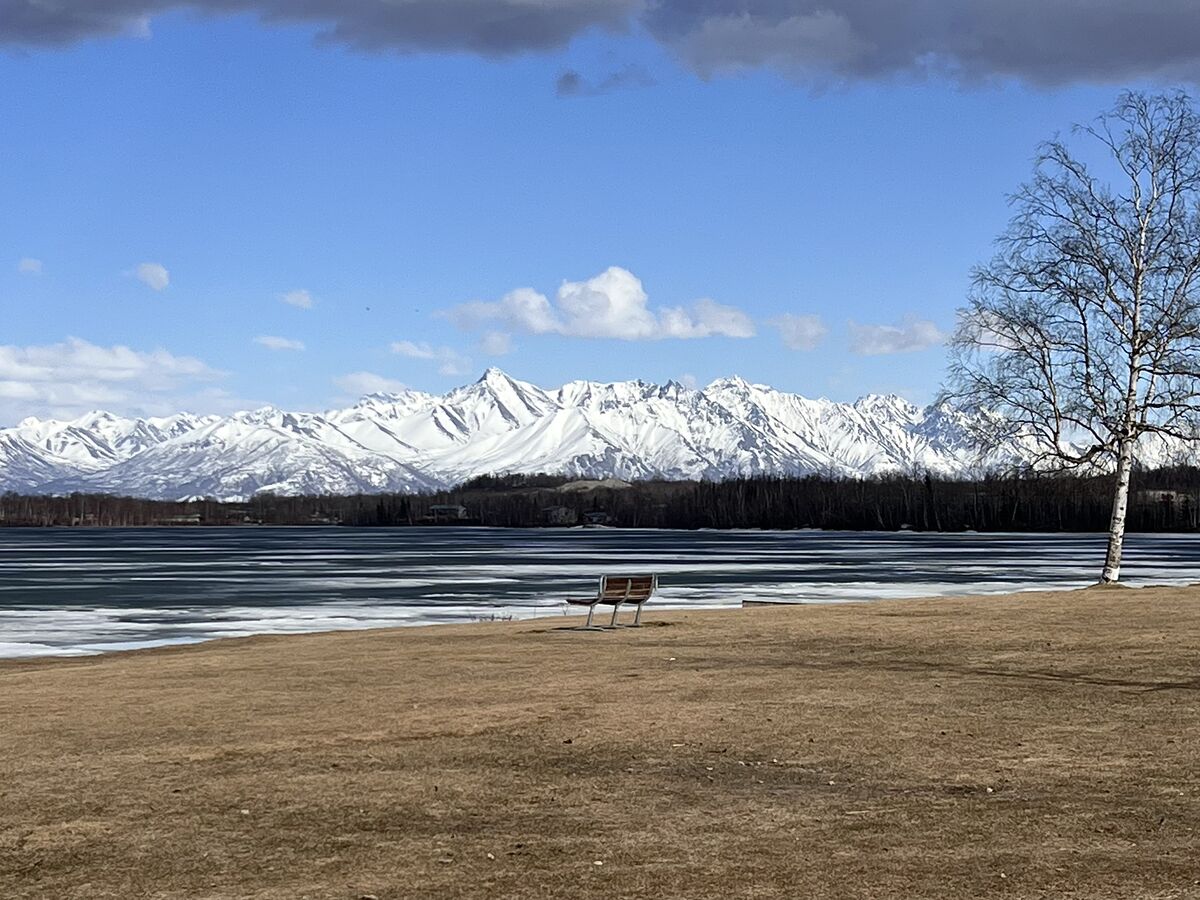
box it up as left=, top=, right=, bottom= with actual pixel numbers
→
left=37, top=408, right=438, bottom=501
left=2, top=369, right=1188, bottom=500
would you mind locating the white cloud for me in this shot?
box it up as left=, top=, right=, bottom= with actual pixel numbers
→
left=281, top=289, right=314, bottom=309
left=390, top=340, right=472, bottom=377
left=657, top=297, right=756, bottom=339
left=333, top=371, right=409, bottom=396
left=849, top=319, right=946, bottom=355
left=17, top=257, right=43, bottom=275
left=449, top=266, right=755, bottom=342
left=0, top=337, right=223, bottom=422
left=479, top=331, right=514, bottom=356
left=254, top=335, right=305, bottom=351
left=959, top=308, right=1029, bottom=352
left=390, top=340, right=437, bottom=361
left=555, top=267, right=660, bottom=338
left=772, top=313, right=828, bottom=351
left=453, top=287, right=560, bottom=336
left=254, top=336, right=307, bottom=355
left=135, top=262, right=170, bottom=291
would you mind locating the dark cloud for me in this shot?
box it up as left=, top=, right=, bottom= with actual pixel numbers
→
left=0, top=0, right=637, bottom=54
left=4, top=0, right=1200, bottom=86
left=643, top=1, right=1200, bottom=85
left=0, top=3, right=151, bottom=45
left=556, top=63, right=654, bottom=96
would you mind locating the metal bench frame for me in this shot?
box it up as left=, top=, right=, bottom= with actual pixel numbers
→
left=566, top=574, right=659, bottom=630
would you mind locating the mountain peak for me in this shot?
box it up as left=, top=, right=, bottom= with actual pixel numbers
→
left=235, top=406, right=286, bottom=425
left=71, top=410, right=121, bottom=425
left=706, top=374, right=758, bottom=393
left=478, top=366, right=511, bottom=384
left=855, top=393, right=915, bottom=408
left=853, top=394, right=923, bottom=423
left=659, top=379, right=690, bottom=398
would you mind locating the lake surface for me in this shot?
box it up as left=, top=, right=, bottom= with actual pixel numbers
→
left=2, top=527, right=1199, bottom=658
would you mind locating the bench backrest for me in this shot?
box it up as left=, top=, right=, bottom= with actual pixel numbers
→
left=599, top=574, right=657, bottom=602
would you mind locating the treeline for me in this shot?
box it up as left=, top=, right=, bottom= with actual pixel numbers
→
left=2, top=466, right=1200, bottom=531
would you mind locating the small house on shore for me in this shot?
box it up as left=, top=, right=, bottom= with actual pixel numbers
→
left=424, top=504, right=470, bottom=525
left=157, top=513, right=202, bottom=526
left=541, top=506, right=577, bottom=526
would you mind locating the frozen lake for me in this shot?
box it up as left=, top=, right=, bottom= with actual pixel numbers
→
left=2, top=527, right=1199, bottom=658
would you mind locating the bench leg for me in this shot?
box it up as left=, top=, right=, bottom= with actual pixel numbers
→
left=571, top=604, right=605, bottom=631
left=630, top=602, right=644, bottom=627
left=608, top=602, right=624, bottom=628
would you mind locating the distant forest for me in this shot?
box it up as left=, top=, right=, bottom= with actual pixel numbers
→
left=2, top=466, right=1199, bottom=531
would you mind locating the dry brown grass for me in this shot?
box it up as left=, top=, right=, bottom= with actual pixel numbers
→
left=2, top=585, right=1199, bottom=899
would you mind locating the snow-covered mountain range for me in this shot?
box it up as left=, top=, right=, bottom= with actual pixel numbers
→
left=0, top=368, right=1185, bottom=501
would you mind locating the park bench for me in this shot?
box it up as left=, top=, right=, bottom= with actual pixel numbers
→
left=567, top=574, right=659, bottom=630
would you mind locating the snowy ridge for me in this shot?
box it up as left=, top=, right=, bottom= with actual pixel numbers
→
left=0, top=368, right=1186, bottom=501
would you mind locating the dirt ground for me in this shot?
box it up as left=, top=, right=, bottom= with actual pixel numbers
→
left=2, top=585, right=1199, bottom=899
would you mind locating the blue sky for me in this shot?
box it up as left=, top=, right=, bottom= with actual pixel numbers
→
left=0, top=4, right=1183, bottom=421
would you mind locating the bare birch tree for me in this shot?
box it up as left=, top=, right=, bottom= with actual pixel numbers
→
left=945, top=91, right=1200, bottom=582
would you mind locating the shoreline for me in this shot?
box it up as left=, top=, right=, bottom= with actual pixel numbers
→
left=0, top=583, right=1103, bottom=664
left=3, top=522, right=1200, bottom=535
left=7, top=573, right=1200, bottom=664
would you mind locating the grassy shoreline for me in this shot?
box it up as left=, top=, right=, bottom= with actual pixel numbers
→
left=3, top=585, right=1199, bottom=898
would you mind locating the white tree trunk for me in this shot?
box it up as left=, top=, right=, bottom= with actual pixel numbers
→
left=1101, top=435, right=1136, bottom=583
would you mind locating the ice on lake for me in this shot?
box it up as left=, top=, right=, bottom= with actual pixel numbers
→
left=2, top=527, right=1198, bottom=658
